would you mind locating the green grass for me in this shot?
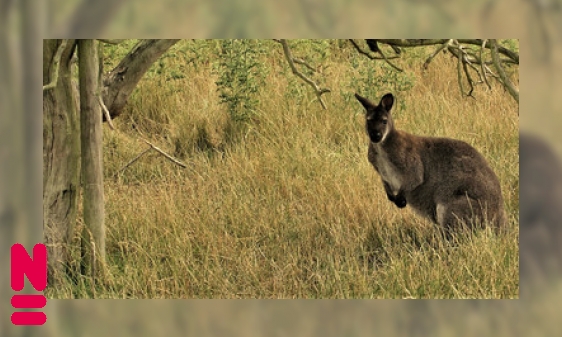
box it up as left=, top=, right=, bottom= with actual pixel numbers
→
left=47, top=40, right=519, bottom=299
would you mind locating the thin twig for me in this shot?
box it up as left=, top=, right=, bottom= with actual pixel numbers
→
left=43, top=40, right=68, bottom=91
left=348, top=39, right=400, bottom=61
left=349, top=39, right=373, bottom=58
left=113, top=138, right=188, bottom=178
left=349, top=39, right=403, bottom=71
left=377, top=45, right=404, bottom=72
left=276, top=39, right=331, bottom=110
left=490, top=39, right=519, bottom=104
left=423, top=39, right=452, bottom=70
left=462, top=58, right=475, bottom=98
left=455, top=41, right=465, bottom=98
left=480, top=39, right=492, bottom=89
left=142, top=139, right=187, bottom=168
left=456, top=44, right=478, bottom=98
left=483, top=64, right=499, bottom=79
left=293, top=58, right=317, bottom=72
left=112, top=146, right=152, bottom=178
left=98, top=96, right=115, bottom=130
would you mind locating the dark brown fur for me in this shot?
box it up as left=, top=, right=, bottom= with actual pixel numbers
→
left=355, top=92, right=506, bottom=236
left=520, top=132, right=562, bottom=282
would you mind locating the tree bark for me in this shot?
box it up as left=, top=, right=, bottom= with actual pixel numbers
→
left=78, top=40, right=105, bottom=276
left=42, top=39, right=179, bottom=281
left=102, top=39, right=180, bottom=120
left=43, top=39, right=80, bottom=281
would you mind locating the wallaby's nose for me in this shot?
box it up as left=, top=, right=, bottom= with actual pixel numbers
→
left=369, top=131, right=383, bottom=143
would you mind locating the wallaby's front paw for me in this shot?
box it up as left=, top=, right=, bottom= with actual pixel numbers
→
left=386, top=193, right=396, bottom=203
left=394, top=195, right=407, bottom=208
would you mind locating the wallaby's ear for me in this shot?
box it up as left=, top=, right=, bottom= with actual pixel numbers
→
left=380, top=93, right=394, bottom=111
left=355, top=93, right=375, bottom=110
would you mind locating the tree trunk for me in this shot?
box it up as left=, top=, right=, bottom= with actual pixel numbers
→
left=102, top=39, right=180, bottom=119
left=78, top=39, right=105, bottom=276
left=42, top=39, right=179, bottom=283
left=43, top=39, right=80, bottom=282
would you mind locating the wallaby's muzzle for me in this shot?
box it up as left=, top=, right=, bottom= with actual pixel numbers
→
left=368, top=129, right=384, bottom=143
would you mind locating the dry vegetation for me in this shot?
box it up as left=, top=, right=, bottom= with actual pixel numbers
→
left=47, top=39, right=519, bottom=299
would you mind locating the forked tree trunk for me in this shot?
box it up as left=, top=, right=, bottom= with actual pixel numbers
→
left=78, top=39, right=105, bottom=276
left=102, top=39, right=180, bottom=119
left=43, top=39, right=179, bottom=281
left=43, top=39, right=80, bottom=281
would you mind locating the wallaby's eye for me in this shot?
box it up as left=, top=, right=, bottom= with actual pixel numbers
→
left=382, top=120, right=388, bottom=125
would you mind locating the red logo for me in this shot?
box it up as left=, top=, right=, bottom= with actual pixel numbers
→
left=11, top=243, right=47, bottom=325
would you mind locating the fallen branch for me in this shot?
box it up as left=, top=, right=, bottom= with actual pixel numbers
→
left=113, top=147, right=152, bottom=178
left=276, top=39, right=331, bottom=110
left=142, top=139, right=187, bottom=168
left=98, top=96, right=115, bottom=130
left=113, top=138, right=188, bottom=179
left=43, top=40, right=68, bottom=91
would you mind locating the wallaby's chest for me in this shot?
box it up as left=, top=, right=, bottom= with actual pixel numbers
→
left=369, top=145, right=402, bottom=194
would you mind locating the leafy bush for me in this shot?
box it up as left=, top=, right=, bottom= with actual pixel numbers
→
left=214, top=39, right=269, bottom=124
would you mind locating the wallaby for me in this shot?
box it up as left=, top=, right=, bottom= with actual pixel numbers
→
left=519, top=132, right=562, bottom=283
left=355, top=92, right=506, bottom=236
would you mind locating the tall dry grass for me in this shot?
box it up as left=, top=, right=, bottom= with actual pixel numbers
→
left=48, top=40, right=518, bottom=298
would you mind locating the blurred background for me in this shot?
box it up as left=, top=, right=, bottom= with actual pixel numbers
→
left=1, top=0, right=561, bottom=335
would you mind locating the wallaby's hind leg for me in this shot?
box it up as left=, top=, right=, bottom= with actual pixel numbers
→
left=436, top=198, right=485, bottom=239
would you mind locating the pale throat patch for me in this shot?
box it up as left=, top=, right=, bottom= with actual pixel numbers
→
left=374, top=148, right=402, bottom=195
left=380, top=127, right=390, bottom=143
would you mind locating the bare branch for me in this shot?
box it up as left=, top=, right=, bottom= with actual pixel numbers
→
left=377, top=39, right=518, bottom=64
left=490, top=39, right=519, bottom=103
left=43, top=40, right=68, bottom=91
left=462, top=57, right=475, bottom=98
left=142, top=139, right=187, bottom=168
left=98, top=96, right=115, bottom=130
left=455, top=42, right=465, bottom=98
left=349, top=39, right=374, bottom=59
left=348, top=39, right=400, bottom=61
left=276, top=39, right=331, bottom=110
left=423, top=39, right=452, bottom=70
left=114, top=137, right=188, bottom=178
left=376, top=44, right=404, bottom=72
left=293, top=58, right=317, bottom=73
left=350, top=38, right=518, bottom=103
left=113, top=147, right=152, bottom=178
left=455, top=42, right=479, bottom=98
left=480, top=39, right=492, bottom=90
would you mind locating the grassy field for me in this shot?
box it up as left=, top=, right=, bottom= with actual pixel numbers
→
left=48, top=40, right=519, bottom=299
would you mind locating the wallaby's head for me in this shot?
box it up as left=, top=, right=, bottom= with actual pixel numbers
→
left=355, top=93, right=395, bottom=143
